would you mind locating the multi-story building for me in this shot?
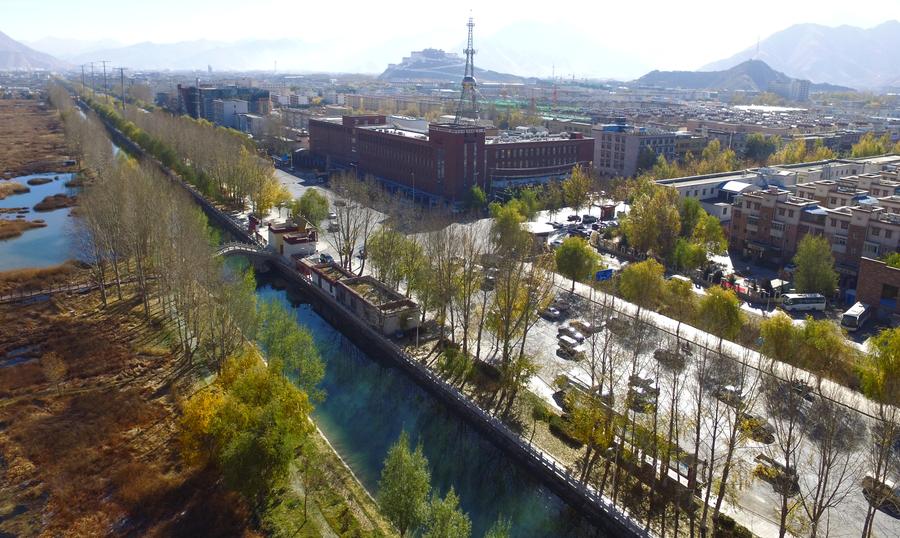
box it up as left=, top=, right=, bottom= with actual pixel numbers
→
left=309, top=115, right=593, bottom=203
left=177, top=84, right=271, bottom=124
left=212, top=99, right=248, bottom=129
left=674, top=132, right=709, bottom=162
left=730, top=187, right=823, bottom=267
left=592, top=123, right=675, bottom=177
left=729, top=170, right=900, bottom=281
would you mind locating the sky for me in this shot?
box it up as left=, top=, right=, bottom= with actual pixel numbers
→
left=3, top=0, right=899, bottom=77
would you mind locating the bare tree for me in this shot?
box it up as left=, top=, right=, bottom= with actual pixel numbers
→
left=761, top=369, right=808, bottom=538
left=862, top=405, right=900, bottom=538
left=797, top=386, right=865, bottom=537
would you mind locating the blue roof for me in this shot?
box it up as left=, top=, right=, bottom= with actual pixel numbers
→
left=803, top=206, right=827, bottom=215
left=854, top=195, right=879, bottom=205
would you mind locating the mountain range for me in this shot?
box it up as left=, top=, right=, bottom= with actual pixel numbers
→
left=0, top=30, right=67, bottom=70
left=703, top=21, right=900, bottom=90
left=634, top=59, right=852, bottom=93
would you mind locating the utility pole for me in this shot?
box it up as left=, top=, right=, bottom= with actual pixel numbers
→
left=80, top=64, right=85, bottom=90
left=100, top=60, right=110, bottom=103
left=89, top=62, right=96, bottom=97
left=117, top=67, right=126, bottom=110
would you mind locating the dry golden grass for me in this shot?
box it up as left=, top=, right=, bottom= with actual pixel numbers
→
left=0, top=218, right=46, bottom=240
left=0, top=99, right=75, bottom=177
left=33, top=193, right=77, bottom=212
left=0, top=181, right=30, bottom=200
left=0, top=280, right=254, bottom=537
left=0, top=261, right=80, bottom=295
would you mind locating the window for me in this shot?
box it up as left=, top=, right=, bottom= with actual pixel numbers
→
left=830, top=218, right=836, bottom=227
left=788, top=210, right=795, bottom=218
left=778, top=208, right=786, bottom=216
left=830, top=197, right=837, bottom=205
left=887, top=230, right=894, bottom=239
left=872, top=227, right=881, bottom=237
left=841, top=221, right=849, bottom=229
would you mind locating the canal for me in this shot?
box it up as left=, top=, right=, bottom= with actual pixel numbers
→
left=256, top=275, right=604, bottom=537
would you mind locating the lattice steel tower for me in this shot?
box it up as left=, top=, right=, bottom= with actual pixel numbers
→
left=454, top=16, right=479, bottom=123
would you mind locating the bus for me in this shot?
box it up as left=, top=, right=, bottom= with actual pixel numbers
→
left=840, top=302, right=872, bottom=332
left=781, top=293, right=827, bottom=312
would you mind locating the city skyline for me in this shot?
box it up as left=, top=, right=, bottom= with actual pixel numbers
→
left=3, top=0, right=899, bottom=78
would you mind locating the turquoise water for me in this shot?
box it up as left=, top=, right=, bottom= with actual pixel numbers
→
left=257, top=281, right=604, bottom=537
left=0, top=173, right=78, bottom=271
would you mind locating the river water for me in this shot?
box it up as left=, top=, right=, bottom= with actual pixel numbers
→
left=0, top=173, right=78, bottom=271
left=256, top=277, right=604, bottom=537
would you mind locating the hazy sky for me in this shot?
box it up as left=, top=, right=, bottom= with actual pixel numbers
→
left=3, top=0, right=899, bottom=74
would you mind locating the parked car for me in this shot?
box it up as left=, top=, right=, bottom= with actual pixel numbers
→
left=556, top=345, right=586, bottom=361
left=626, top=385, right=658, bottom=413
left=654, top=348, right=686, bottom=370
left=628, top=374, right=658, bottom=391
left=754, top=454, right=799, bottom=496
left=581, top=215, right=598, bottom=224
left=481, top=275, right=496, bottom=291
left=862, top=476, right=900, bottom=516
left=550, top=237, right=564, bottom=249
left=319, top=253, right=334, bottom=264
left=541, top=307, right=561, bottom=320
left=328, top=211, right=338, bottom=220
left=569, top=319, right=599, bottom=335
left=558, top=334, right=581, bottom=351
left=328, top=221, right=340, bottom=232
left=356, top=247, right=367, bottom=259
left=549, top=221, right=564, bottom=230
left=566, top=215, right=581, bottom=222
left=551, top=298, right=571, bottom=313
left=606, top=316, right=630, bottom=335
left=557, top=325, right=585, bottom=343
left=714, top=385, right=744, bottom=408
left=740, top=413, right=776, bottom=444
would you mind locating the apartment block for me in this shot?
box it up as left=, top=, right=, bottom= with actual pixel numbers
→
left=592, top=123, right=675, bottom=177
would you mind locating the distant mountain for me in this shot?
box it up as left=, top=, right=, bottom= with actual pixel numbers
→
left=378, top=48, right=527, bottom=83
left=634, top=59, right=852, bottom=93
left=0, top=30, right=67, bottom=71
left=65, top=39, right=313, bottom=71
left=26, top=37, right=124, bottom=59
left=702, top=21, right=900, bottom=90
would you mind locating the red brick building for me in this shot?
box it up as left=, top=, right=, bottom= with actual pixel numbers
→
left=308, top=115, right=593, bottom=203
left=857, top=257, right=900, bottom=316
